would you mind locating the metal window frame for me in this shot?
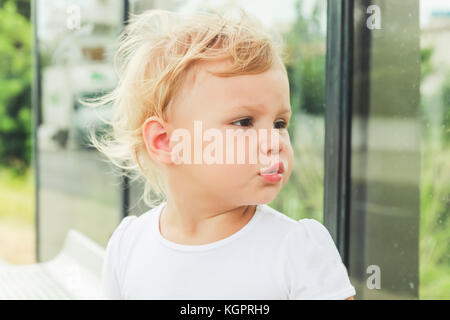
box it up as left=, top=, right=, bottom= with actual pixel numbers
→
left=323, top=0, right=354, bottom=267
left=120, top=0, right=130, bottom=219
left=31, top=0, right=41, bottom=262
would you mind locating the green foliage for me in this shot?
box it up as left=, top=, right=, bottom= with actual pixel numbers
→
left=272, top=0, right=326, bottom=223
left=419, top=134, right=450, bottom=299
left=283, top=0, right=325, bottom=119
left=442, top=76, right=450, bottom=146
left=418, top=45, right=450, bottom=298
left=0, top=0, right=32, bottom=173
left=421, top=47, right=434, bottom=80
left=271, top=113, right=324, bottom=223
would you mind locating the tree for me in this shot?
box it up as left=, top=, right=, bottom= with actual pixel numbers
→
left=0, top=0, right=32, bottom=172
left=282, top=0, right=326, bottom=141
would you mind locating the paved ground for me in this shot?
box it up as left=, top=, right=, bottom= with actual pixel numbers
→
left=0, top=219, right=35, bottom=265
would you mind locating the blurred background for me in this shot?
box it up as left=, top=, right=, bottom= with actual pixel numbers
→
left=0, top=0, right=448, bottom=299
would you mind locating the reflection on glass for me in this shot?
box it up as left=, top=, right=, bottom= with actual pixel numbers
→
left=349, top=0, right=450, bottom=300
left=349, top=0, right=422, bottom=300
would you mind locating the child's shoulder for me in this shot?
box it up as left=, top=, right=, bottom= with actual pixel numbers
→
left=258, top=204, right=333, bottom=248
left=257, top=204, right=323, bottom=235
left=108, top=204, right=162, bottom=245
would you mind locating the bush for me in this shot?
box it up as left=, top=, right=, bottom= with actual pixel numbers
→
left=0, top=0, right=32, bottom=173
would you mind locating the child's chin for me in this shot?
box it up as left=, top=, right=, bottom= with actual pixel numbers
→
left=253, top=190, right=280, bottom=204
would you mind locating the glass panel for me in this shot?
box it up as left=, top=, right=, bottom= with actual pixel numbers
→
left=127, top=0, right=328, bottom=223
left=36, top=0, right=125, bottom=260
left=349, top=0, right=422, bottom=299
left=347, top=0, right=449, bottom=300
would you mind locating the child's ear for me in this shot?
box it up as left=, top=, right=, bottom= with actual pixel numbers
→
left=143, top=116, right=173, bottom=165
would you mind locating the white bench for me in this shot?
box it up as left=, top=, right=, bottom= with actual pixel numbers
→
left=0, top=229, right=105, bottom=300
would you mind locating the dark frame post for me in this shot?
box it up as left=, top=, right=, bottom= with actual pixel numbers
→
left=120, top=0, right=130, bottom=219
left=323, top=0, right=353, bottom=266
left=32, top=0, right=42, bottom=262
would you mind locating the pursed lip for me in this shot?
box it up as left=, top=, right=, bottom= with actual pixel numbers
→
left=259, top=161, right=284, bottom=175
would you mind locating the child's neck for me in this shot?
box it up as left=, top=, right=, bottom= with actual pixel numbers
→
left=159, top=200, right=257, bottom=245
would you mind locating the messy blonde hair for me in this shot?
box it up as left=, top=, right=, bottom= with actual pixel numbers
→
left=84, top=6, right=287, bottom=209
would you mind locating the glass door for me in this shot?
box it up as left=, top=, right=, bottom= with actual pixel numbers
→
left=34, top=0, right=126, bottom=261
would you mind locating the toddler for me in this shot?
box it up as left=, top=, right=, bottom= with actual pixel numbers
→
left=92, top=7, right=356, bottom=300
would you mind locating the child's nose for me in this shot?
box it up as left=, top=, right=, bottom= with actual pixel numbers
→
left=259, top=129, right=283, bottom=156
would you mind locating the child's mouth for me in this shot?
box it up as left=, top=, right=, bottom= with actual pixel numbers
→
left=259, top=161, right=284, bottom=183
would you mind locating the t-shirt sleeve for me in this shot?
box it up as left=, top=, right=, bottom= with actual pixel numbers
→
left=284, top=218, right=356, bottom=300
left=101, top=215, right=137, bottom=300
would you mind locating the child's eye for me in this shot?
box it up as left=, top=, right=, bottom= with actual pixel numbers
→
left=274, top=120, right=288, bottom=129
left=231, top=117, right=253, bottom=127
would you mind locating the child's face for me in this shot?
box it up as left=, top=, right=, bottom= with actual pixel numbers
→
left=164, top=59, right=294, bottom=205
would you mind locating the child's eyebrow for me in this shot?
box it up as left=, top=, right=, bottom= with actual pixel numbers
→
left=230, top=104, right=266, bottom=114
left=231, top=104, right=291, bottom=116
left=279, top=108, right=292, bottom=116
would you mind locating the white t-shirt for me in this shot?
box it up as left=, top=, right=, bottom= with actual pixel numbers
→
left=101, top=201, right=356, bottom=300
